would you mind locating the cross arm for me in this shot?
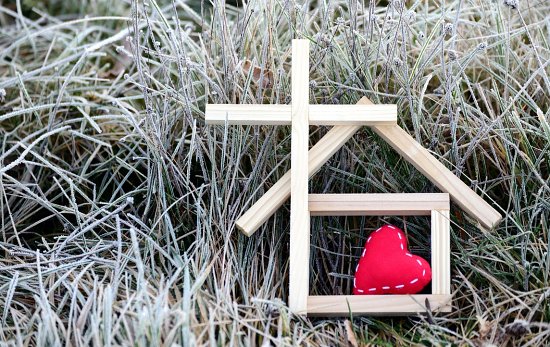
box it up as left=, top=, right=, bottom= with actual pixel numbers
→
left=205, top=103, right=397, bottom=125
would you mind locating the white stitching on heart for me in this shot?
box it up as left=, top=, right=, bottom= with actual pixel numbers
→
left=356, top=263, right=359, bottom=272
left=400, top=243, right=404, bottom=250
left=353, top=278, right=356, bottom=288
left=422, top=269, right=426, bottom=277
left=362, top=249, right=366, bottom=257
left=406, top=253, right=412, bottom=257
left=388, top=225, right=396, bottom=229
left=367, top=236, right=372, bottom=244
left=397, top=232, right=402, bottom=240
left=416, top=259, right=422, bottom=266
left=359, top=283, right=413, bottom=292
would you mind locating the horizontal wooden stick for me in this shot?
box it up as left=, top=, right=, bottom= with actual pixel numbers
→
left=309, top=105, right=396, bottom=125
left=205, top=103, right=396, bottom=125
left=234, top=97, right=373, bottom=236
left=309, top=193, right=450, bottom=216
left=371, top=125, right=502, bottom=230
left=306, top=294, right=452, bottom=316
left=206, top=104, right=291, bottom=125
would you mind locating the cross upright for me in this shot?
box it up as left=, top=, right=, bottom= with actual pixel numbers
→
left=205, top=39, right=397, bottom=314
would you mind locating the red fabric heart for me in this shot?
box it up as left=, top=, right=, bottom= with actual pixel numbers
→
left=353, top=224, right=431, bottom=295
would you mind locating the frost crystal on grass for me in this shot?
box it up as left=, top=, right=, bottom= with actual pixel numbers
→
left=504, top=0, right=519, bottom=9
left=444, top=23, right=454, bottom=36
left=0, top=0, right=549, bottom=345
left=477, top=42, right=488, bottom=51
left=448, top=50, right=458, bottom=61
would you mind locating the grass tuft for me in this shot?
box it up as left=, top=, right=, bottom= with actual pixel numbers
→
left=0, top=0, right=549, bottom=345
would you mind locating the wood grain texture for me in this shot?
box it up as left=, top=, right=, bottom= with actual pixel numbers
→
left=204, top=104, right=396, bottom=125
left=371, top=125, right=502, bottom=230
left=432, top=209, right=451, bottom=295
left=309, top=193, right=450, bottom=216
left=308, top=104, right=396, bottom=125
left=234, top=97, right=373, bottom=236
left=307, top=295, right=452, bottom=316
left=205, top=104, right=291, bottom=125
left=289, top=39, right=310, bottom=314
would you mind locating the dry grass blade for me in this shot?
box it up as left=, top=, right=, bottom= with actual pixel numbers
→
left=0, top=0, right=548, bottom=346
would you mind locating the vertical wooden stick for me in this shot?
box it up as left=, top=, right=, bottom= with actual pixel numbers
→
left=431, top=209, right=451, bottom=295
left=289, top=39, right=310, bottom=314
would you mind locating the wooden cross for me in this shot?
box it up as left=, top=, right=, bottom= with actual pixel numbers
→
left=206, top=40, right=396, bottom=313
left=205, top=39, right=501, bottom=316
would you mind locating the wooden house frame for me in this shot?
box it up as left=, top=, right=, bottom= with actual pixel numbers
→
left=205, top=40, right=502, bottom=316
left=308, top=193, right=451, bottom=316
